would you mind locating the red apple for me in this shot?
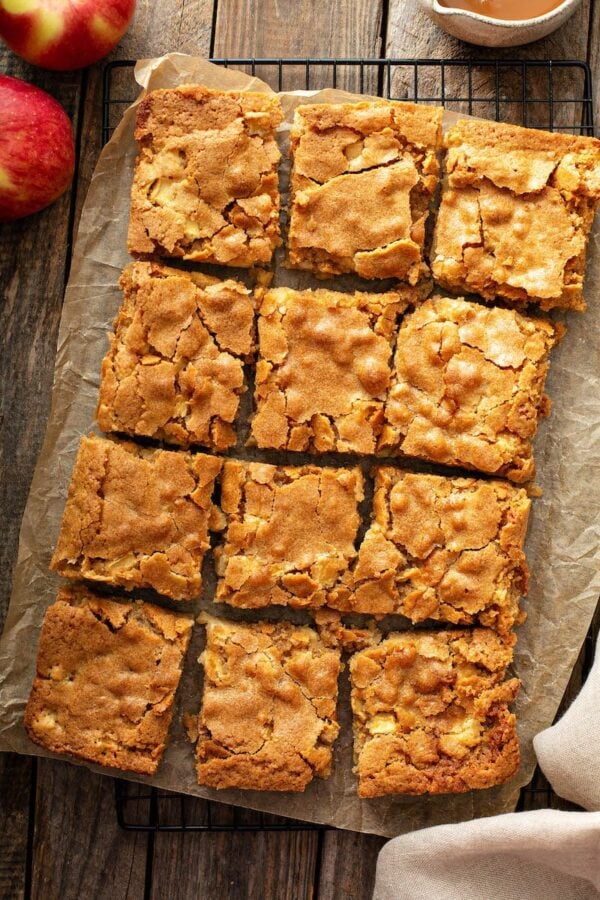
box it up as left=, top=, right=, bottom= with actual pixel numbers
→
left=0, top=74, right=75, bottom=220
left=0, top=0, right=135, bottom=70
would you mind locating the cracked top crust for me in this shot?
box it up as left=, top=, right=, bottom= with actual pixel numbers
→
left=350, top=628, right=520, bottom=797
left=251, top=285, right=421, bottom=454
left=127, top=85, right=283, bottom=267
left=380, top=295, right=559, bottom=482
left=215, top=459, right=364, bottom=609
left=288, top=100, right=443, bottom=282
left=96, top=262, right=254, bottom=451
left=196, top=614, right=341, bottom=792
left=329, top=469, right=530, bottom=634
left=50, top=435, right=222, bottom=601
left=432, top=119, right=600, bottom=311
left=24, top=585, right=192, bottom=775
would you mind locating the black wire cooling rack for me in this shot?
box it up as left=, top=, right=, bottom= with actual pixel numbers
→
left=105, top=56, right=597, bottom=832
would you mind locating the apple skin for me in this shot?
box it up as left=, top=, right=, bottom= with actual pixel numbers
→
left=0, top=74, right=75, bottom=221
left=0, top=0, right=136, bottom=71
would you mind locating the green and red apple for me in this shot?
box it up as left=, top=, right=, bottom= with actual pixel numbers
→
left=0, top=0, right=135, bottom=70
left=0, top=74, right=75, bottom=220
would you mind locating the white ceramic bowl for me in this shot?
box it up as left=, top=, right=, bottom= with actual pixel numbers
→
left=417, top=0, right=583, bottom=47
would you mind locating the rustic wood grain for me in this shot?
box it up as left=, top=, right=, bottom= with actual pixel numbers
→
left=150, top=797, right=320, bottom=900
left=0, top=753, right=32, bottom=900
left=213, top=0, right=384, bottom=92
left=30, top=760, right=147, bottom=900
left=317, top=830, right=386, bottom=900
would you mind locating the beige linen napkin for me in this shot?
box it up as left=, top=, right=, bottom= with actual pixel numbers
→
left=374, top=810, right=600, bottom=899
left=533, top=639, right=600, bottom=811
left=373, top=638, right=600, bottom=899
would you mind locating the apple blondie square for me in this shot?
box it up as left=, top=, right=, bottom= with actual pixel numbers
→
left=128, top=85, right=283, bottom=266
left=214, top=459, right=364, bottom=609
left=380, top=295, right=559, bottom=482
left=50, top=435, right=222, bottom=601
left=288, top=100, right=443, bottom=282
left=432, top=119, right=600, bottom=311
left=250, top=285, right=419, bottom=454
left=96, top=262, right=254, bottom=451
left=329, top=469, right=530, bottom=634
left=196, top=614, right=341, bottom=791
left=350, top=628, right=520, bottom=797
left=24, top=585, right=192, bottom=775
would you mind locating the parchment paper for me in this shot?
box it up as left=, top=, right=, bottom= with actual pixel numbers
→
left=1, top=54, right=599, bottom=838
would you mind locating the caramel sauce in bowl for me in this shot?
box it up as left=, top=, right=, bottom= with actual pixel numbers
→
left=417, top=0, right=582, bottom=46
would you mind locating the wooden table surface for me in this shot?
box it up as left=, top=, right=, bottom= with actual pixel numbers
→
left=2, top=2, right=600, bottom=897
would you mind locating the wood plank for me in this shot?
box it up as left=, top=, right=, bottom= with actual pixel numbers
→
left=30, top=761, right=147, bottom=900
left=317, top=830, right=386, bottom=900
left=149, top=796, right=320, bottom=900
left=0, top=753, right=33, bottom=900
left=213, top=0, right=384, bottom=93
left=25, top=5, right=219, bottom=900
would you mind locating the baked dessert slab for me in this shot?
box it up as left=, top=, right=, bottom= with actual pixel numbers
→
left=288, top=100, right=443, bottom=282
left=215, top=459, right=364, bottom=609
left=251, top=285, right=419, bottom=454
left=96, top=262, right=254, bottom=451
left=432, top=119, right=600, bottom=311
left=127, top=85, right=283, bottom=267
left=329, top=469, right=530, bottom=634
left=196, top=614, right=341, bottom=791
left=24, top=585, right=192, bottom=775
left=350, top=628, right=520, bottom=797
left=380, top=295, right=559, bottom=482
left=50, top=435, right=222, bottom=601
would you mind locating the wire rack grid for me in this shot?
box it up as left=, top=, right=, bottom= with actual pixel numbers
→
left=104, top=56, right=597, bottom=832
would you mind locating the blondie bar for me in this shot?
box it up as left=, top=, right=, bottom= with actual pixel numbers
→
left=330, top=469, right=530, bottom=634
left=380, top=295, right=559, bottom=482
left=97, top=262, right=254, bottom=450
left=432, top=119, right=600, bottom=310
left=288, top=100, right=443, bottom=282
left=350, top=628, right=520, bottom=797
left=127, top=85, right=283, bottom=266
left=251, top=286, right=416, bottom=454
left=50, top=435, right=222, bottom=601
left=215, top=459, right=364, bottom=609
left=24, top=585, right=192, bottom=775
left=196, top=614, right=341, bottom=791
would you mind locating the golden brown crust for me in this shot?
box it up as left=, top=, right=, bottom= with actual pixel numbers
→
left=214, top=459, right=364, bottom=609
left=50, top=435, right=222, bottom=601
left=380, top=295, right=559, bottom=482
left=432, top=119, right=600, bottom=311
left=127, top=85, right=283, bottom=267
left=250, top=285, right=422, bottom=454
left=24, top=585, right=192, bottom=775
left=96, top=262, right=254, bottom=451
left=350, top=628, right=520, bottom=797
left=196, top=614, right=341, bottom=791
left=288, top=100, right=443, bottom=282
left=329, top=470, right=530, bottom=634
